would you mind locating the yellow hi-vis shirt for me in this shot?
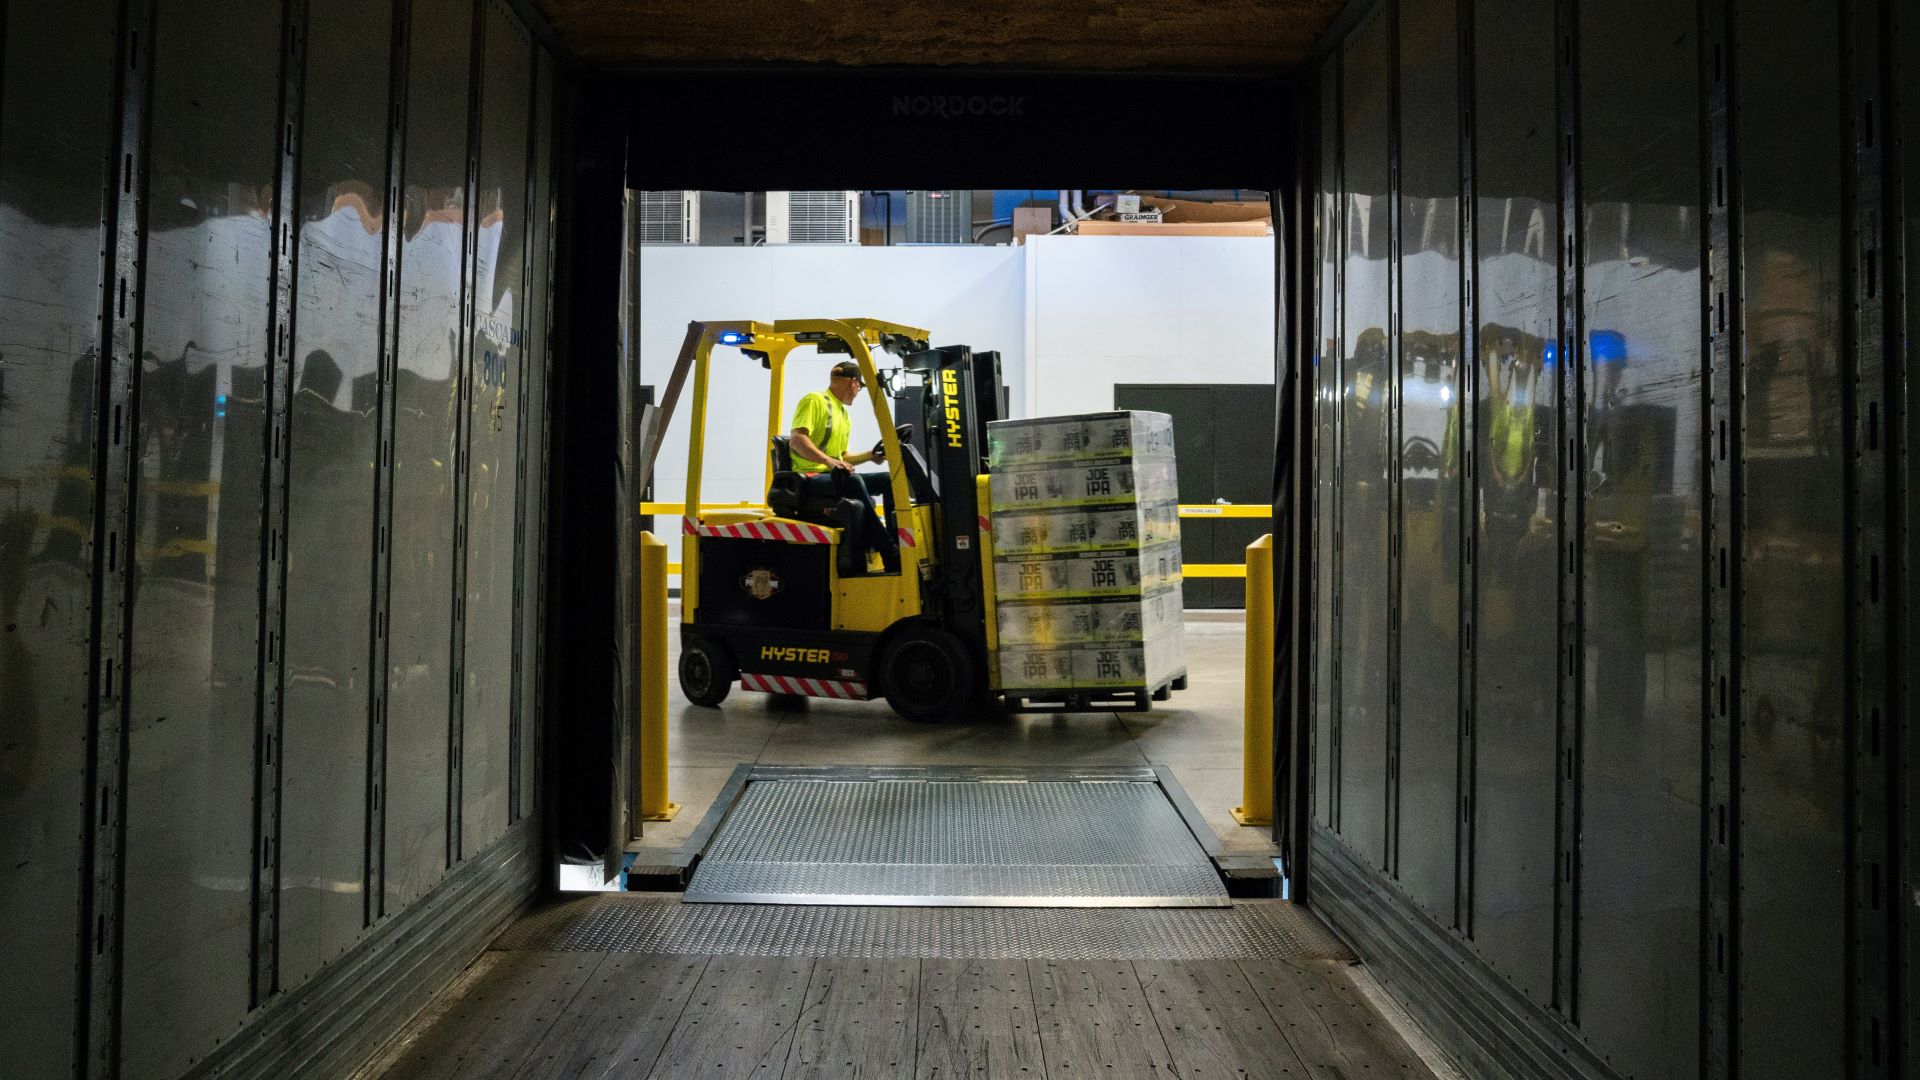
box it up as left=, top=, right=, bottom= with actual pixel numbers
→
left=790, top=390, right=849, bottom=473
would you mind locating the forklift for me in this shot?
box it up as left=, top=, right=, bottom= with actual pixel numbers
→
left=669, top=318, right=1007, bottom=720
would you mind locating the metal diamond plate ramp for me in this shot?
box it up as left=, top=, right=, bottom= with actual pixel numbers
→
left=682, top=779, right=1229, bottom=907
left=495, top=896, right=1345, bottom=959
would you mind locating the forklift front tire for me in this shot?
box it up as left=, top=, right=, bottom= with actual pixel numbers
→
left=679, top=635, right=736, bottom=707
left=879, top=626, right=976, bottom=722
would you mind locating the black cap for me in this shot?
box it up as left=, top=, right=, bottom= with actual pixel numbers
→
left=830, top=361, right=864, bottom=384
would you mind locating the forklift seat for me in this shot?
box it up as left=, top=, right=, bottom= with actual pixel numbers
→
left=767, top=432, right=940, bottom=523
left=766, top=436, right=841, bottom=525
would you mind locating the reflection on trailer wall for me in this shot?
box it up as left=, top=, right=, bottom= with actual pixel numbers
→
left=1732, top=2, right=1848, bottom=1070
left=0, top=5, right=116, bottom=1073
left=281, top=0, right=398, bottom=992
left=120, top=3, right=280, bottom=1071
left=1464, top=0, right=1558, bottom=1010
left=0, top=1, right=555, bottom=1077
left=1302, top=1, right=1915, bottom=1079
left=1389, top=0, right=1460, bottom=931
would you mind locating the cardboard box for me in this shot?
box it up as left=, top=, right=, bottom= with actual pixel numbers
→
left=1068, top=631, right=1183, bottom=689
left=993, top=543, right=1183, bottom=601
left=1012, top=206, right=1054, bottom=243
left=989, top=501, right=1180, bottom=556
left=995, top=586, right=1183, bottom=647
left=995, top=643, right=1077, bottom=689
left=1134, top=194, right=1272, bottom=224
left=1075, top=219, right=1271, bottom=238
left=996, top=629, right=1187, bottom=692
left=989, top=460, right=1178, bottom=511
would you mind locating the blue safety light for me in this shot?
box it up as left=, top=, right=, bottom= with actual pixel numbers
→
left=1590, top=329, right=1627, bottom=363
left=716, top=329, right=752, bottom=347
left=215, top=392, right=227, bottom=419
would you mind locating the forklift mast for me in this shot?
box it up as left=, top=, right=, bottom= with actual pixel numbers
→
left=970, top=351, right=1009, bottom=448
left=900, top=346, right=1007, bottom=668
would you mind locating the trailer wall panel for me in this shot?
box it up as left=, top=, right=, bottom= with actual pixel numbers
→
left=0, top=0, right=559, bottom=1074
left=0, top=5, right=117, bottom=1077
left=1304, top=2, right=1912, bottom=1078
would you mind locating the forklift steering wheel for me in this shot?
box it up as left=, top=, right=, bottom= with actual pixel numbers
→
left=873, top=424, right=914, bottom=463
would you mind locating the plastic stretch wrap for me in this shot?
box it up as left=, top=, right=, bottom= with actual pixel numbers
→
left=995, top=586, right=1184, bottom=646
left=986, top=409, right=1176, bottom=467
left=986, top=410, right=1186, bottom=693
left=990, top=501, right=1181, bottom=555
left=989, top=459, right=1179, bottom=510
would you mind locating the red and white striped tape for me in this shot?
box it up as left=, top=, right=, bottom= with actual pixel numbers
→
left=683, top=516, right=835, bottom=544
left=740, top=671, right=868, bottom=700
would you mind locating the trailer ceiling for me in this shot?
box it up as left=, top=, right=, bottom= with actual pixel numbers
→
left=530, top=0, right=1344, bottom=69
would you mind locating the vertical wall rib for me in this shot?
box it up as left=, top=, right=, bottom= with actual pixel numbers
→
left=252, top=0, right=308, bottom=1005
left=1384, top=0, right=1406, bottom=881
left=1843, top=1, right=1899, bottom=1075
left=82, top=0, right=156, bottom=1072
left=1332, top=53, right=1347, bottom=838
left=1551, top=0, right=1584, bottom=1022
left=1895, top=2, right=1918, bottom=1068
left=523, top=49, right=556, bottom=828
left=1287, top=92, right=1316, bottom=888
left=1454, top=0, right=1477, bottom=939
left=508, top=29, right=538, bottom=826
left=1313, top=60, right=1340, bottom=839
left=366, top=0, right=413, bottom=923
left=1310, top=63, right=1333, bottom=848
left=446, top=0, right=485, bottom=866
left=1699, top=1, right=1740, bottom=1075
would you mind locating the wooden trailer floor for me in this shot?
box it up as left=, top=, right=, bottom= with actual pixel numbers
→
left=355, top=894, right=1443, bottom=1079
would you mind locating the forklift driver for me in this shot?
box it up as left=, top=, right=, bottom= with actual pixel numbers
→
left=789, top=360, right=897, bottom=567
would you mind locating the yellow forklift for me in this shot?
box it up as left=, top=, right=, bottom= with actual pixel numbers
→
left=670, top=318, right=1007, bottom=720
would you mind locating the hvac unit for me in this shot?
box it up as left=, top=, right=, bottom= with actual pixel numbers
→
left=906, top=189, right=973, bottom=244
left=765, top=190, right=860, bottom=244
left=635, top=190, right=699, bottom=244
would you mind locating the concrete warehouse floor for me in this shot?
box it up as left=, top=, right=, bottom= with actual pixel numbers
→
left=629, top=605, right=1281, bottom=863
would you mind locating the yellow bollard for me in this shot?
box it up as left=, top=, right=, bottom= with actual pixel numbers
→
left=639, top=532, right=679, bottom=821
left=1233, top=534, right=1275, bottom=826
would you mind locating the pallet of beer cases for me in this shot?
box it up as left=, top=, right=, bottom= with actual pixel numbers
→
left=986, top=410, right=1188, bottom=710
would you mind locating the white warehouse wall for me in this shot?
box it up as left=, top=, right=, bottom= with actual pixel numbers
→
left=1024, top=234, right=1277, bottom=417
left=638, top=236, right=1276, bottom=564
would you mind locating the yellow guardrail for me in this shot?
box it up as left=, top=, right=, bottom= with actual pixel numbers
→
left=1177, top=504, right=1271, bottom=519
left=1184, top=564, right=1248, bottom=579
left=650, top=501, right=1269, bottom=519
left=1180, top=505, right=1270, bottom=578
left=668, top=560, right=1236, bottom=578
left=641, top=501, right=763, bottom=516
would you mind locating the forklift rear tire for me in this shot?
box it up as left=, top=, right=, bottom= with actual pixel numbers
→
left=879, top=626, right=976, bottom=722
left=679, top=635, right=736, bottom=707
